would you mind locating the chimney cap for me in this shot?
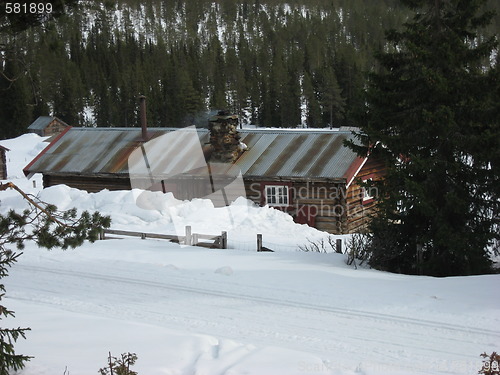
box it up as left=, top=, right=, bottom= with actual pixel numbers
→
left=209, top=110, right=238, bottom=123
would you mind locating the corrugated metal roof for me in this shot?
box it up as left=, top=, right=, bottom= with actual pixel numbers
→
left=128, top=127, right=211, bottom=184
left=28, top=116, right=55, bottom=130
left=233, top=130, right=358, bottom=179
left=27, top=116, right=69, bottom=130
left=25, top=127, right=361, bottom=180
left=26, top=127, right=171, bottom=176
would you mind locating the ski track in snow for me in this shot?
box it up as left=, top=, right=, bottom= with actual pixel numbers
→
left=14, top=264, right=498, bottom=339
left=8, top=248, right=499, bottom=374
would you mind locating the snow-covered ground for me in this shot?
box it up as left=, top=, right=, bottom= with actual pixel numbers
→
left=0, top=134, right=499, bottom=375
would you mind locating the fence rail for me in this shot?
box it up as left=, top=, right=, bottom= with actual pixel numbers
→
left=100, top=226, right=227, bottom=249
left=102, top=229, right=180, bottom=241
left=100, top=228, right=343, bottom=253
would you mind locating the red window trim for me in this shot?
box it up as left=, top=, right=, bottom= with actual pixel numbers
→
left=362, top=197, right=375, bottom=206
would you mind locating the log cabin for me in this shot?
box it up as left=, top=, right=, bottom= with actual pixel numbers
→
left=27, top=116, right=70, bottom=137
left=24, top=110, right=384, bottom=234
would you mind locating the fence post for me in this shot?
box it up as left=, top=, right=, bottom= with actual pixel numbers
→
left=141, top=233, right=146, bottom=240
left=99, top=229, right=105, bottom=240
left=336, top=239, right=342, bottom=254
left=416, top=243, right=423, bottom=275
left=257, top=234, right=263, bottom=252
left=221, top=231, right=227, bottom=249
left=192, top=233, right=199, bottom=246
left=185, top=226, right=192, bottom=246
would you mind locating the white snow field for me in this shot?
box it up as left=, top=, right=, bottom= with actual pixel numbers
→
left=0, top=134, right=499, bottom=375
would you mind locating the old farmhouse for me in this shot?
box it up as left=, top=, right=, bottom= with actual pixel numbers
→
left=24, top=114, right=384, bottom=234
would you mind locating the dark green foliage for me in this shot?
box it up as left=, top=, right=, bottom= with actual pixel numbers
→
left=1, top=203, right=111, bottom=251
left=0, top=0, right=416, bottom=134
left=0, top=46, right=33, bottom=138
left=348, top=0, right=499, bottom=276
left=0, top=251, right=31, bottom=375
left=1, top=0, right=498, bottom=135
left=0, top=193, right=111, bottom=373
left=99, top=352, right=138, bottom=375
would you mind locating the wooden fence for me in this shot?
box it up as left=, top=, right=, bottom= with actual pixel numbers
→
left=100, top=228, right=342, bottom=253
left=100, top=226, right=227, bottom=249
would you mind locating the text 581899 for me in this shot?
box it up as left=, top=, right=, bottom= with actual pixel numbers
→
left=5, top=3, right=53, bottom=14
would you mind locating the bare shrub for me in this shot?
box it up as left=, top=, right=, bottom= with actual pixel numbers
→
left=345, top=232, right=371, bottom=269
left=298, top=237, right=332, bottom=253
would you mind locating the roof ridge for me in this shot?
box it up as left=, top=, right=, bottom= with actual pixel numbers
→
left=67, top=127, right=353, bottom=134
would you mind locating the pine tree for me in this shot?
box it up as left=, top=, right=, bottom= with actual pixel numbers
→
left=318, top=65, right=345, bottom=128
left=349, top=0, right=499, bottom=276
left=205, top=38, right=227, bottom=110
left=53, top=64, right=85, bottom=126
left=302, top=72, right=322, bottom=128
left=99, top=352, right=138, bottom=375
left=3, top=0, right=497, bottom=132
left=0, top=49, right=33, bottom=138
left=333, top=52, right=365, bottom=128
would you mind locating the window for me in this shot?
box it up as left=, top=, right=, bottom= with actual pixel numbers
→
left=362, top=178, right=374, bottom=201
left=265, top=185, right=289, bottom=206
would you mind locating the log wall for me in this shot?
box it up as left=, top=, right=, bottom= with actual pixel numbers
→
left=244, top=179, right=347, bottom=234
left=43, top=120, right=69, bottom=137
left=345, top=156, right=386, bottom=233
left=41, top=154, right=385, bottom=235
left=0, top=149, right=7, bottom=180
left=43, top=174, right=131, bottom=192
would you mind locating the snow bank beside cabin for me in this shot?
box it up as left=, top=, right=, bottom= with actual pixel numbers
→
left=0, top=184, right=332, bottom=251
left=0, top=133, right=49, bottom=180
left=0, top=133, right=333, bottom=251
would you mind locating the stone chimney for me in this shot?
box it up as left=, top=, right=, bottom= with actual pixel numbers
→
left=208, top=110, right=243, bottom=163
left=138, top=95, right=148, bottom=141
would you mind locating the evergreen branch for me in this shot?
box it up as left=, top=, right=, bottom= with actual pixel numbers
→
left=0, top=182, right=111, bottom=373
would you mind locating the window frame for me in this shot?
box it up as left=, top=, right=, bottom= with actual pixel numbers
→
left=264, top=184, right=290, bottom=207
left=362, top=178, right=375, bottom=203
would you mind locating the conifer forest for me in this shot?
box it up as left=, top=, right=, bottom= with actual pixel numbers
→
left=1, top=0, right=496, bottom=138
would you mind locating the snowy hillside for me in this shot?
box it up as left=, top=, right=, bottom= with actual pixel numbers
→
left=0, top=134, right=499, bottom=375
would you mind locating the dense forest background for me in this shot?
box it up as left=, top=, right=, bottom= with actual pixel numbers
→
left=0, top=0, right=498, bottom=138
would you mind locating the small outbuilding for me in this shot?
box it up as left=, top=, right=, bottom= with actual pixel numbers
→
left=0, top=145, right=9, bottom=180
left=27, top=116, right=70, bottom=137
